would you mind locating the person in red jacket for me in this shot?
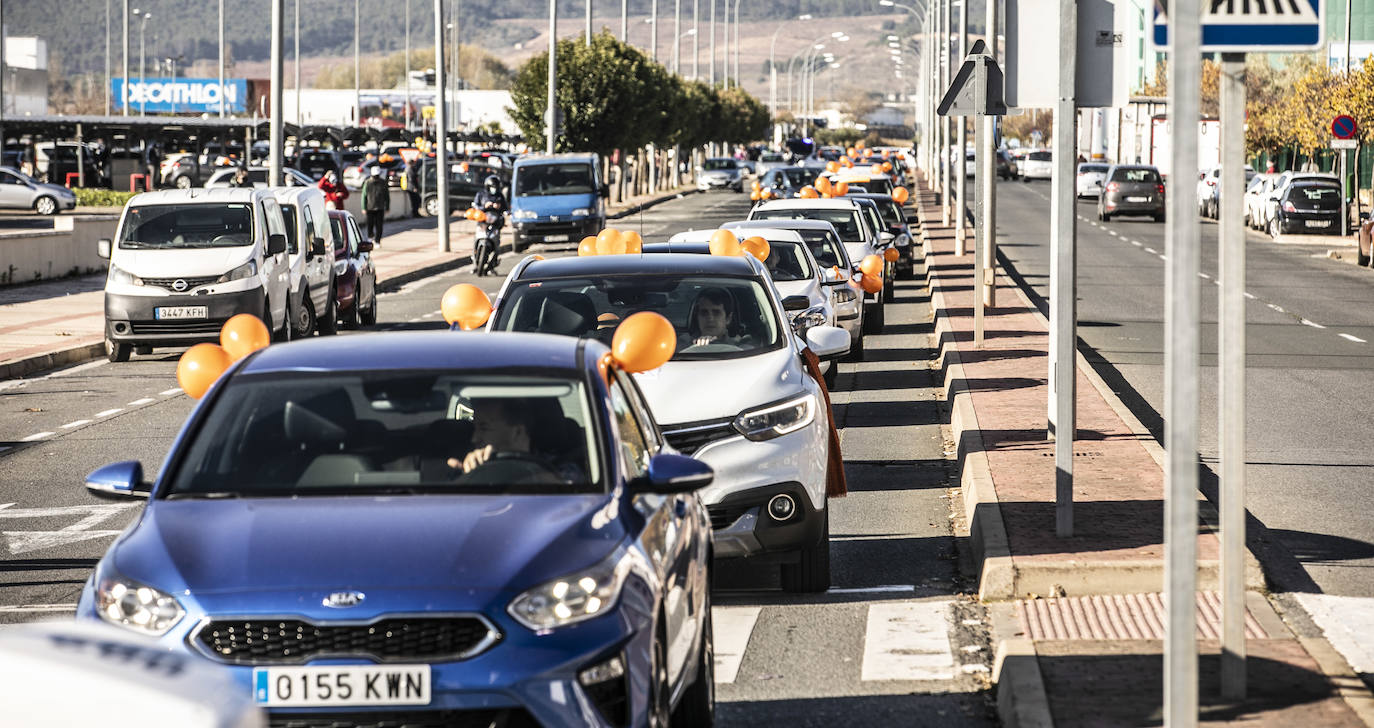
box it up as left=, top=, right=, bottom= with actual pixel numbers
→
left=318, top=169, right=349, bottom=210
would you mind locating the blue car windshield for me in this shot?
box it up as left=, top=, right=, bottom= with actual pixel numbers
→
left=166, top=372, right=602, bottom=497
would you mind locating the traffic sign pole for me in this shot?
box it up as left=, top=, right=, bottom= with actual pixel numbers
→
left=1048, top=0, right=1077, bottom=538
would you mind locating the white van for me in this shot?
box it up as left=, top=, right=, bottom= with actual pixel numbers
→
left=272, top=187, right=337, bottom=337
left=98, top=188, right=292, bottom=362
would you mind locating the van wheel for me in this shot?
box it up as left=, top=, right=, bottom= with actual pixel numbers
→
left=359, top=293, right=377, bottom=326
left=781, top=507, right=830, bottom=593
left=424, top=195, right=439, bottom=217
left=291, top=292, right=315, bottom=339
left=267, top=297, right=289, bottom=342
left=105, top=335, right=131, bottom=363
left=341, top=298, right=359, bottom=330
left=34, top=196, right=58, bottom=216
left=317, top=290, right=338, bottom=335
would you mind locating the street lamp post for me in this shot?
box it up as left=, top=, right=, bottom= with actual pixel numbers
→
left=709, top=0, right=715, bottom=86
left=732, top=0, right=740, bottom=87
left=269, top=0, right=284, bottom=186
left=673, top=0, right=681, bottom=74
left=295, top=0, right=301, bottom=128
left=405, top=0, right=411, bottom=128
left=651, top=0, right=658, bottom=61
left=692, top=0, right=699, bottom=81
left=218, top=0, right=224, bottom=118
left=354, top=0, right=360, bottom=127
left=434, top=0, right=450, bottom=253
left=547, top=0, right=558, bottom=154
left=105, top=0, right=111, bottom=114
left=133, top=8, right=151, bottom=117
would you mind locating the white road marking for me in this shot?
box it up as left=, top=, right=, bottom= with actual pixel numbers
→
left=94, top=408, right=123, bottom=417
left=20, top=432, right=53, bottom=442
left=1268, top=303, right=1286, bottom=313
left=1301, top=319, right=1326, bottom=329
left=712, top=606, right=762, bottom=684
left=1158, top=254, right=1168, bottom=260
left=1340, top=333, right=1367, bottom=343
left=159, top=388, right=182, bottom=396
left=1244, top=292, right=1256, bottom=299
left=0, top=503, right=138, bottom=554
left=1131, top=240, right=1143, bottom=247
left=59, top=420, right=90, bottom=429
left=1198, top=272, right=1210, bottom=279
left=860, top=600, right=955, bottom=681
left=1295, top=594, right=1374, bottom=675
left=1144, top=247, right=1158, bottom=254
left=408, top=317, right=423, bottom=323
left=0, top=604, right=78, bottom=613
left=828, top=585, right=916, bottom=594
left=127, top=398, right=154, bottom=406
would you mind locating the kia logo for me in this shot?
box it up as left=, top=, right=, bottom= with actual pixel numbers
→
left=171, top=279, right=188, bottom=292
left=322, top=591, right=365, bottom=608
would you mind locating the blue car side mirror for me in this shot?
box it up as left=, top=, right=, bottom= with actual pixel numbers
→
left=632, top=453, right=714, bottom=494
left=85, top=460, right=150, bottom=500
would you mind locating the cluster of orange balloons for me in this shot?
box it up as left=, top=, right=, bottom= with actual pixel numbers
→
left=577, top=228, right=644, bottom=256
left=856, top=254, right=885, bottom=294
left=175, top=313, right=271, bottom=399
left=464, top=207, right=489, bottom=223
left=441, top=283, right=494, bottom=330
left=810, top=176, right=851, bottom=199
left=749, top=180, right=775, bottom=202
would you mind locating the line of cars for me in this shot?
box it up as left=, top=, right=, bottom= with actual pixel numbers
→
left=72, top=167, right=917, bottom=726
left=97, top=185, right=377, bottom=361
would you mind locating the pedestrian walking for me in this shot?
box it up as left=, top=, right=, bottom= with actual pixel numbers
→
left=319, top=169, right=348, bottom=210
left=143, top=141, right=161, bottom=191
left=361, top=166, right=390, bottom=244
left=403, top=158, right=421, bottom=218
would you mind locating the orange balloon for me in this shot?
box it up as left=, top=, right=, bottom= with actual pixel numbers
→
left=799, top=186, right=819, bottom=199
left=815, top=176, right=832, bottom=194
left=459, top=162, right=470, bottom=173
left=884, top=247, right=900, bottom=262
left=595, top=228, right=627, bottom=255
left=708, top=228, right=742, bottom=257
left=177, top=343, right=231, bottom=399
left=611, top=311, right=676, bottom=373
left=846, top=147, right=856, bottom=157
left=578, top=236, right=598, bottom=256
left=882, top=162, right=893, bottom=172
left=741, top=235, right=771, bottom=261
left=834, top=181, right=849, bottom=196
left=825, top=161, right=839, bottom=173
left=882, top=150, right=891, bottom=159
left=893, top=187, right=910, bottom=204
left=859, top=274, right=883, bottom=294
left=220, top=313, right=270, bottom=361
left=474, top=210, right=488, bottom=223
left=464, top=208, right=476, bottom=220
left=750, top=190, right=761, bottom=201
left=842, top=158, right=854, bottom=168
left=621, top=230, right=643, bottom=254
left=751, top=180, right=761, bottom=191
left=871, top=164, right=884, bottom=175
left=860, top=254, right=884, bottom=278
left=440, top=283, right=493, bottom=330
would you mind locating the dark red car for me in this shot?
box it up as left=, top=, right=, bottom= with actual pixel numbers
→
left=326, top=209, right=378, bottom=328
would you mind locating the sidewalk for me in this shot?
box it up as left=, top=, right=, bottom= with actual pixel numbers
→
left=912, top=175, right=1374, bottom=726
left=0, top=184, right=697, bottom=380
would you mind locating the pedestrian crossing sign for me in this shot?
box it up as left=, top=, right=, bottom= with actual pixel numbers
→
left=1153, top=0, right=1323, bottom=51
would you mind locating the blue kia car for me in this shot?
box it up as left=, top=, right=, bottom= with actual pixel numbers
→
left=75, top=331, right=716, bottom=727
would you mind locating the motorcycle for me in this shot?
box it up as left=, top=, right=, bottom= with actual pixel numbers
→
left=473, top=210, right=504, bottom=277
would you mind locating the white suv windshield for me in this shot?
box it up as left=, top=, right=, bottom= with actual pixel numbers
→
left=753, top=208, right=865, bottom=242
left=119, top=203, right=255, bottom=249
left=495, top=275, right=782, bottom=360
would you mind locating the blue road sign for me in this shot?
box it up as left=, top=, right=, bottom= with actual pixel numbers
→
left=1333, top=115, right=1357, bottom=140
left=1153, top=0, right=1324, bottom=52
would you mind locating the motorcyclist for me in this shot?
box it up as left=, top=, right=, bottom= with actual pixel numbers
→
left=471, top=174, right=507, bottom=272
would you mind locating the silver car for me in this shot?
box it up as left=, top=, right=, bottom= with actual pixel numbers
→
left=696, top=157, right=743, bottom=192
left=0, top=166, right=77, bottom=215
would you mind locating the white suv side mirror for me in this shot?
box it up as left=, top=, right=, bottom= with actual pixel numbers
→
left=806, top=325, right=850, bottom=358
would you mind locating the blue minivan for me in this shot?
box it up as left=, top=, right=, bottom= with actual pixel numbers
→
left=509, top=153, right=609, bottom=252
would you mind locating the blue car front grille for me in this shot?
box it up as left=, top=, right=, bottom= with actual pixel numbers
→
left=193, top=617, right=498, bottom=665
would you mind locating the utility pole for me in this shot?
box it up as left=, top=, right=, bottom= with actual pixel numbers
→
left=651, top=0, right=658, bottom=61
left=269, top=0, right=284, bottom=186
left=354, top=0, right=361, bottom=126
left=586, top=0, right=593, bottom=44
left=547, top=0, right=559, bottom=154
left=722, top=0, right=730, bottom=87
left=105, top=0, right=111, bottom=114
left=294, top=0, right=301, bottom=129
left=692, top=0, right=699, bottom=80
left=979, top=0, right=998, bottom=310
left=217, top=0, right=224, bottom=117
left=621, top=0, right=628, bottom=41
left=1049, top=0, right=1078, bottom=538
left=954, top=0, right=967, bottom=255
left=709, top=0, right=715, bottom=85
left=123, top=0, right=130, bottom=116
left=732, top=0, right=740, bottom=87
left=940, top=0, right=951, bottom=225
left=674, top=0, right=682, bottom=74
left=405, top=0, right=411, bottom=128
left=435, top=0, right=450, bottom=253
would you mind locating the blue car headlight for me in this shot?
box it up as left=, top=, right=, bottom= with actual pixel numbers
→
left=508, top=548, right=633, bottom=631
left=733, top=394, right=816, bottom=441
left=94, top=564, right=185, bottom=636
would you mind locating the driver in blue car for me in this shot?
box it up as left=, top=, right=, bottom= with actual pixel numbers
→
left=453, top=398, right=531, bottom=473
left=451, top=398, right=586, bottom=483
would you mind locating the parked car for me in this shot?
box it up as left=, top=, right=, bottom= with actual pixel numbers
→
left=162, top=154, right=238, bottom=189
left=508, top=153, right=608, bottom=252
left=1020, top=150, right=1053, bottom=181
left=22, top=142, right=110, bottom=188
left=1075, top=163, right=1110, bottom=199
left=273, top=187, right=337, bottom=337
left=1098, top=165, right=1165, bottom=222
left=417, top=159, right=505, bottom=217
left=1260, top=172, right=1338, bottom=235
left=1244, top=173, right=1277, bottom=230
left=697, top=157, right=744, bottom=192
left=0, top=165, right=77, bottom=215
left=76, top=330, right=716, bottom=727
left=489, top=252, right=848, bottom=592
left=294, top=148, right=343, bottom=181
left=204, top=166, right=316, bottom=189
left=326, top=208, right=377, bottom=328
left=97, top=188, right=292, bottom=362
left=1196, top=164, right=1257, bottom=218
left=1267, top=178, right=1342, bottom=238
left=1008, top=148, right=1029, bottom=179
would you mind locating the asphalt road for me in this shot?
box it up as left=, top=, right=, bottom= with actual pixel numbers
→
left=0, top=191, right=997, bottom=725
left=994, top=180, right=1374, bottom=601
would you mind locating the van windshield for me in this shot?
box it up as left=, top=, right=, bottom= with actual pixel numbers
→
left=118, top=203, right=255, bottom=249
left=515, top=163, right=595, bottom=196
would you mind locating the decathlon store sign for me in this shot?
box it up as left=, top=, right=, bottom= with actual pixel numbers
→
left=111, top=78, right=248, bottom=113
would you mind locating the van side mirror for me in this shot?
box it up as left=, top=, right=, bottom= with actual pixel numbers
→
left=599, top=184, right=610, bottom=199
left=311, top=237, right=327, bottom=257
left=267, top=233, right=287, bottom=255
left=97, top=238, right=112, bottom=259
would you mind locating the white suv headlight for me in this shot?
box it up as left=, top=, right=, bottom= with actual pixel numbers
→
left=508, top=548, right=633, bottom=631
left=734, top=394, right=816, bottom=441
left=832, top=286, right=857, bottom=305
left=513, top=209, right=538, bottom=220
left=216, top=260, right=257, bottom=284
left=108, top=264, right=142, bottom=286
left=94, top=567, right=185, bottom=636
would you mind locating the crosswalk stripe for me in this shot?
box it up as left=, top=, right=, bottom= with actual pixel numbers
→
left=711, top=606, right=761, bottom=684
left=861, top=600, right=956, bottom=681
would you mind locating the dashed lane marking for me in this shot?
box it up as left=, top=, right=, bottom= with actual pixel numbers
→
left=127, top=398, right=154, bottom=406
left=861, top=600, right=956, bottom=681
left=20, top=432, right=52, bottom=442
left=159, top=388, right=182, bottom=396
left=59, top=420, right=90, bottom=429
left=1340, top=333, right=1367, bottom=343
left=712, top=606, right=762, bottom=684
left=94, top=408, right=122, bottom=417
left=1144, top=247, right=1159, bottom=254
left=1301, top=319, right=1326, bottom=329
left=1244, top=292, right=1257, bottom=299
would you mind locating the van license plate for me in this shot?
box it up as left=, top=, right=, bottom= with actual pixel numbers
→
left=155, top=306, right=208, bottom=320
left=254, top=665, right=430, bottom=707
left=543, top=234, right=569, bottom=242
left=1306, top=220, right=1331, bottom=228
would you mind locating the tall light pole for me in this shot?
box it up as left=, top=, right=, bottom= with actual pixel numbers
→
left=435, top=0, right=450, bottom=253
left=354, top=0, right=361, bottom=126
left=621, top=0, right=627, bottom=41
left=732, top=0, right=740, bottom=87
left=708, top=0, right=715, bottom=85
left=295, top=0, right=301, bottom=129
left=721, top=0, right=730, bottom=87
left=218, top=0, right=225, bottom=118
left=673, top=0, right=682, bottom=73
left=547, top=0, right=558, bottom=153
left=105, top=0, right=111, bottom=114
left=692, top=0, right=699, bottom=80
left=122, top=1, right=130, bottom=116
left=586, top=0, right=592, bottom=44
left=404, top=0, right=411, bottom=129
left=651, top=0, right=658, bottom=61
left=134, top=8, right=150, bottom=116
left=269, top=0, right=284, bottom=186
left=769, top=14, right=811, bottom=120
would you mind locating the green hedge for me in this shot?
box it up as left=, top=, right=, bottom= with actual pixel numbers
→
left=73, top=188, right=137, bottom=208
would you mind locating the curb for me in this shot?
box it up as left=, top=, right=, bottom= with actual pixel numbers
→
left=608, top=188, right=702, bottom=219
left=992, top=638, right=1055, bottom=728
